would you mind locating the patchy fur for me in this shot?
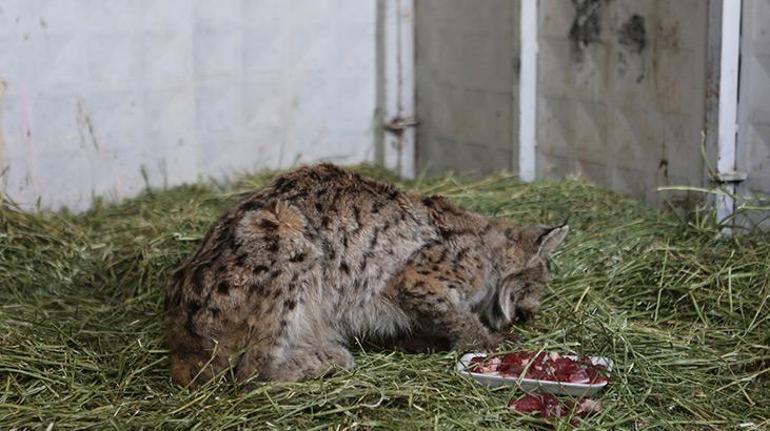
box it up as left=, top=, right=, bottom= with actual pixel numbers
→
left=163, top=164, right=568, bottom=386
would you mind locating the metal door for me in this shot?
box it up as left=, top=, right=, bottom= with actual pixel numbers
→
left=736, top=0, right=770, bottom=228
left=537, top=0, right=710, bottom=206
left=414, top=0, right=520, bottom=175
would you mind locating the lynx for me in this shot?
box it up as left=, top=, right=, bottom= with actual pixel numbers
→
left=163, top=164, right=567, bottom=385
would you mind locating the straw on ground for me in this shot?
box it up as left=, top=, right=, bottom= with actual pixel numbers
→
left=1, top=165, right=768, bottom=430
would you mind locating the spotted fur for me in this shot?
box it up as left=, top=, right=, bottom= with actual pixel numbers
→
left=163, top=163, right=568, bottom=385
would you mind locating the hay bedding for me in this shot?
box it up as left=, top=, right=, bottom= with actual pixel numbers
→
left=0, top=165, right=768, bottom=430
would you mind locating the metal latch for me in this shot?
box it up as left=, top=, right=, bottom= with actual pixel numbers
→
left=383, top=117, right=419, bottom=134
left=714, top=171, right=748, bottom=183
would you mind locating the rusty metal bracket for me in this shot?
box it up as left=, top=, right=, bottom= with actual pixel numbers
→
left=714, top=171, right=748, bottom=183
left=383, top=117, right=419, bottom=135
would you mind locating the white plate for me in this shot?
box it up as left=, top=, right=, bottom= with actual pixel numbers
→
left=456, top=352, right=613, bottom=397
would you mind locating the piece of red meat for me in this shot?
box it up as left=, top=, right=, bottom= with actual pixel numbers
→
left=508, top=393, right=547, bottom=413
left=508, top=394, right=566, bottom=418
left=551, top=356, right=576, bottom=373
left=468, top=356, right=501, bottom=374
left=585, top=366, right=609, bottom=384
left=498, top=351, right=531, bottom=376
left=567, top=368, right=591, bottom=384
left=510, top=394, right=603, bottom=428
left=522, top=351, right=550, bottom=380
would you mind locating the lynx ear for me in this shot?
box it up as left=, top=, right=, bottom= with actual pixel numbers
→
left=535, top=225, right=569, bottom=257
left=496, top=286, right=514, bottom=324
left=482, top=280, right=514, bottom=331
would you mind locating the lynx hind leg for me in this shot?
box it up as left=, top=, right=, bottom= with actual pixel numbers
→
left=258, top=344, right=355, bottom=382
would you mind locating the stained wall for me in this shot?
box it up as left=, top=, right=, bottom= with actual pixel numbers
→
left=0, top=1, right=377, bottom=211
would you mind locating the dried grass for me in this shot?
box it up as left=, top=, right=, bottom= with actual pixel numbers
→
left=0, top=165, right=768, bottom=430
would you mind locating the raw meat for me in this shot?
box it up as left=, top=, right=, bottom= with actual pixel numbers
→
left=468, top=351, right=609, bottom=384
left=508, top=393, right=603, bottom=426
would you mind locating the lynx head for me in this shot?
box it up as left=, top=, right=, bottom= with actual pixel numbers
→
left=481, top=224, right=569, bottom=331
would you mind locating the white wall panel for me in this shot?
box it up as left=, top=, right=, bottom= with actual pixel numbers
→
left=0, top=0, right=376, bottom=211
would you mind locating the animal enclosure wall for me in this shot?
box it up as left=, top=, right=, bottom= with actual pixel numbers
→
left=2, top=1, right=768, bottom=221
left=737, top=0, right=770, bottom=226
left=414, top=0, right=520, bottom=175
left=414, top=0, right=717, bottom=206
left=0, top=0, right=377, bottom=212
left=536, top=0, right=710, bottom=206
left=413, top=0, right=769, bottom=225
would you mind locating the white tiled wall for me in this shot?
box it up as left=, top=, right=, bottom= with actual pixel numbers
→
left=0, top=0, right=377, bottom=211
